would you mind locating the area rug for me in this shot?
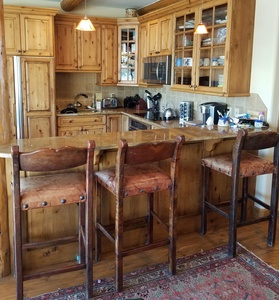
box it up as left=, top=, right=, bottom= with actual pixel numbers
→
left=28, top=244, right=279, bottom=300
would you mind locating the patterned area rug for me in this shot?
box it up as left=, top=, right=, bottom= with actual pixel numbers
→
left=29, top=244, right=279, bottom=300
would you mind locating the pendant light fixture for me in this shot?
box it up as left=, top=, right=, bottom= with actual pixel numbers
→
left=194, top=0, right=208, bottom=34
left=76, top=0, right=96, bottom=31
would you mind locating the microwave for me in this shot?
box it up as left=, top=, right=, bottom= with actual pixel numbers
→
left=143, top=55, right=172, bottom=85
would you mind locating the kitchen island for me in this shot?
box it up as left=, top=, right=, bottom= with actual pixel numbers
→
left=0, top=125, right=263, bottom=276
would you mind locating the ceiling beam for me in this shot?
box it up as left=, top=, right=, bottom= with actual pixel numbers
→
left=60, top=0, right=84, bottom=12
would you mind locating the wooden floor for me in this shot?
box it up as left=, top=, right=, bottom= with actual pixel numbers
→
left=0, top=220, right=278, bottom=299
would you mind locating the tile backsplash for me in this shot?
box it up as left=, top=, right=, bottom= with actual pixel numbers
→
left=56, top=73, right=267, bottom=120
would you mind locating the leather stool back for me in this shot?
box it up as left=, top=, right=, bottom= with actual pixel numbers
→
left=201, top=129, right=279, bottom=257
left=94, top=135, right=185, bottom=292
left=11, top=141, right=94, bottom=299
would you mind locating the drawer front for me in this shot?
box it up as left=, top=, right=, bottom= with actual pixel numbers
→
left=57, top=115, right=106, bottom=126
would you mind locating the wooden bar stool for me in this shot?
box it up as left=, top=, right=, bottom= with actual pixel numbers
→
left=201, top=129, right=279, bottom=257
left=94, top=135, right=185, bottom=292
left=11, top=141, right=94, bottom=300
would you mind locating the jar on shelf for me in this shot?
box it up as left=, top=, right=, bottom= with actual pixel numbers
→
left=212, top=58, right=218, bottom=66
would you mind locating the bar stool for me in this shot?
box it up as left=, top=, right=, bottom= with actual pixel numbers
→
left=11, top=141, right=94, bottom=300
left=94, top=135, right=185, bottom=292
left=201, top=129, right=279, bottom=257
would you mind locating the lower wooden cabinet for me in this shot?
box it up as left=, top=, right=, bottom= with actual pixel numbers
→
left=106, top=114, right=122, bottom=132
left=57, top=115, right=106, bottom=136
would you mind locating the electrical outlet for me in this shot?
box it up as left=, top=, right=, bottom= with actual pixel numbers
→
left=110, top=93, right=115, bottom=98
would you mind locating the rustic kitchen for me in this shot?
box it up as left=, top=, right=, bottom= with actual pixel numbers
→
left=0, top=0, right=279, bottom=299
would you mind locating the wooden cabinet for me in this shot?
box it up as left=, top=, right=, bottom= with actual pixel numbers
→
left=54, top=15, right=101, bottom=71
left=122, top=115, right=129, bottom=132
left=99, top=24, right=118, bottom=85
left=106, top=114, right=122, bottom=132
left=117, top=18, right=139, bottom=85
left=4, top=6, right=57, bottom=56
left=7, top=56, right=56, bottom=139
left=147, top=15, right=173, bottom=56
left=172, top=0, right=255, bottom=96
left=57, top=115, right=106, bottom=136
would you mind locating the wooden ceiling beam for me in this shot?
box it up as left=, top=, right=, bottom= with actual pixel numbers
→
left=60, top=0, right=84, bottom=12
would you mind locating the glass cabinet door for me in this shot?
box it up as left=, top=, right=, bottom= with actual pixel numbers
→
left=173, top=9, right=196, bottom=89
left=196, top=3, right=227, bottom=90
left=118, top=25, right=138, bottom=85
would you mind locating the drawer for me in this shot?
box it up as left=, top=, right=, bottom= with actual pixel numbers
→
left=57, top=115, right=106, bottom=126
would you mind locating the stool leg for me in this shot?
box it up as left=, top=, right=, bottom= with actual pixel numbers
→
left=146, top=193, right=154, bottom=244
left=14, top=207, right=23, bottom=300
left=201, top=166, right=209, bottom=235
left=240, top=177, right=248, bottom=222
left=169, top=186, right=176, bottom=275
left=78, top=203, right=85, bottom=264
left=115, top=195, right=123, bottom=292
left=228, top=172, right=239, bottom=258
left=86, top=191, right=94, bottom=298
left=267, top=172, right=279, bottom=246
left=94, top=182, right=102, bottom=262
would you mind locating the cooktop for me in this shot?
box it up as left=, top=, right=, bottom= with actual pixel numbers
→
left=134, top=111, right=177, bottom=121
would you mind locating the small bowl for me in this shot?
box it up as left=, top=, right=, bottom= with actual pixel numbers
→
left=219, top=55, right=225, bottom=59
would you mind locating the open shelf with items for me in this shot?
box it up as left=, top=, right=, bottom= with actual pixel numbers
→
left=118, top=19, right=139, bottom=85
left=172, top=0, right=255, bottom=97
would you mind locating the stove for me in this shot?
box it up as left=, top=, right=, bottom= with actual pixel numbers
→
left=134, top=111, right=177, bottom=121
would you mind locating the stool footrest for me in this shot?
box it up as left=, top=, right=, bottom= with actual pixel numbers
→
left=123, top=240, right=170, bottom=257
left=205, top=202, right=229, bottom=219
left=22, top=235, right=79, bottom=250
left=238, top=216, right=271, bottom=227
left=23, top=263, right=86, bottom=281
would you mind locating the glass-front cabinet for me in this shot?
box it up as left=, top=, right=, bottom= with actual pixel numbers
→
left=173, top=3, right=227, bottom=94
left=172, top=0, right=255, bottom=97
left=117, top=19, right=139, bottom=85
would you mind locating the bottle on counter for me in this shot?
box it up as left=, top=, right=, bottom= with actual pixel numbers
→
left=96, top=98, right=102, bottom=111
left=91, top=95, right=96, bottom=109
left=258, top=112, right=265, bottom=121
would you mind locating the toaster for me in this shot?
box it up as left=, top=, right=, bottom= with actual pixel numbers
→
left=102, top=97, right=118, bottom=109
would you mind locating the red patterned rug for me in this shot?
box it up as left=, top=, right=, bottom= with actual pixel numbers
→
left=29, top=244, right=279, bottom=299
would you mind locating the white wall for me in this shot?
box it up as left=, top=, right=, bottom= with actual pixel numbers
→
left=250, top=0, right=279, bottom=202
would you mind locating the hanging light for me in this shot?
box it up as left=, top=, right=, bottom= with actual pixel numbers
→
left=194, top=22, right=208, bottom=34
left=76, top=0, right=96, bottom=31
left=194, top=0, right=208, bottom=34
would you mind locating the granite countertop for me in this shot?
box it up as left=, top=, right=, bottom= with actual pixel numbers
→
left=0, top=125, right=255, bottom=159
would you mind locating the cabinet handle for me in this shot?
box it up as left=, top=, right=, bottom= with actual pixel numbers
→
left=155, top=51, right=160, bottom=54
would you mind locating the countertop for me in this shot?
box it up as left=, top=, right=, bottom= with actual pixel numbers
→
left=0, top=125, right=264, bottom=159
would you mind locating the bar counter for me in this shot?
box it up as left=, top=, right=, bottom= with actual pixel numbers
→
left=0, top=124, right=267, bottom=277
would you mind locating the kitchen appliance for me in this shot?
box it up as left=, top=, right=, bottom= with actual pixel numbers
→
left=143, top=55, right=172, bottom=85
left=102, top=97, right=118, bottom=109
left=200, top=102, right=227, bottom=125
left=179, top=101, right=193, bottom=124
left=129, top=118, right=151, bottom=131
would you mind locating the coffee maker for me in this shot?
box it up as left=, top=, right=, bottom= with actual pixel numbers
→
left=200, top=102, right=227, bottom=125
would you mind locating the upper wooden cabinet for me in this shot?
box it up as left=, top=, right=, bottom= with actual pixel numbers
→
left=172, top=0, right=255, bottom=96
left=4, top=6, right=57, bottom=56
left=147, top=15, right=173, bottom=56
left=99, top=24, right=118, bottom=85
left=54, top=15, right=101, bottom=71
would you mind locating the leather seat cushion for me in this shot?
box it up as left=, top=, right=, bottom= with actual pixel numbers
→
left=20, top=172, right=86, bottom=210
left=202, top=153, right=276, bottom=177
left=95, top=163, right=172, bottom=197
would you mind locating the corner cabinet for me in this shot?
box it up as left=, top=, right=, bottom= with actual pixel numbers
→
left=4, top=6, right=57, bottom=56
left=172, top=0, right=255, bottom=97
left=117, top=18, right=139, bottom=85
left=54, top=15, right=101, bottom=71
